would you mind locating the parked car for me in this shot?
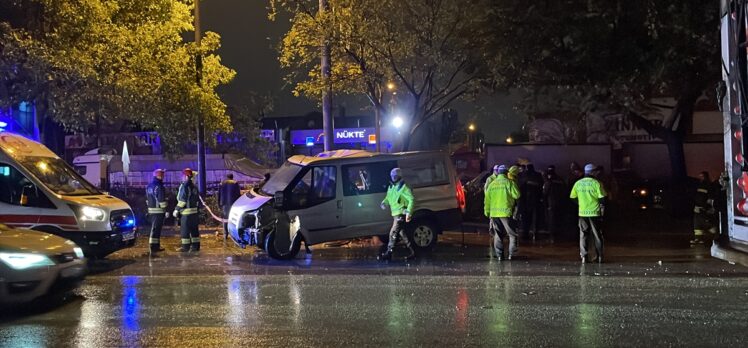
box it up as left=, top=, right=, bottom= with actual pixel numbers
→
left=228, top=150, right=465, bottom=259
left=0, top=224, right=87, bottom=305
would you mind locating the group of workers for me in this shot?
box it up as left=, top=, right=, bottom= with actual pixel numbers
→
left=144, top=168, right=241, bottom=254
left=484, top=162, right=607, bottom=263
left=140, top=162, right=715, bottom=263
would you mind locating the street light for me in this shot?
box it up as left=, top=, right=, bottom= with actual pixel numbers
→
left=468, top=124, right=476, bottom=131
left=392, top=116, right=404, bottom=129
left=506, top=136, right=513, bottom=144
left=386, top=82, right=396, bottom=91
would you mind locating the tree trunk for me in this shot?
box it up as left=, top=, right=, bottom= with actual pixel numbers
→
left=628, top=90, right=698, bottom=217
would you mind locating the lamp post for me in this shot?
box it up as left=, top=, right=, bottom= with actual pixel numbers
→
left=194, top=0, right=207, bottom=195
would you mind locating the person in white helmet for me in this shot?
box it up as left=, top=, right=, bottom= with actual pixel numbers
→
left=379, top=168, right=416, bottom=260
left=570, top=163, right=607, bottom=263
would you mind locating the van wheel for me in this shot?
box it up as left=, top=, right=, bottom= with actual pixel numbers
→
left=407, top=219, right=439, bottom=251
left=264, top=231, right=301, bottom=260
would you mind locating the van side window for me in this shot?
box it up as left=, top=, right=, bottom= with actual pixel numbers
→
left=401, top=157, right=449, bottom=188
left=289, top=166, right=337, bottom=208
left=342, top=161, right=397, bottom=196
left=0, top=163, right=56, bottom=209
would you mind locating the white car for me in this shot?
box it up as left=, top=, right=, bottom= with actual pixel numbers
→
left=0, top=224, right=87, bottom=305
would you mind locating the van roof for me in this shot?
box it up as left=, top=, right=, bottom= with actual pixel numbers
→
left=0, top=132, right=58, bottom=160
left=287, top=149, right=444, bottom=165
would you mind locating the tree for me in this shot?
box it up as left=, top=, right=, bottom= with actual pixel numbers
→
left=486, top=0, right=720, bottom=181
left=0, top=0, right=235, bottom=154
left=272, top=0, right=493, bottom=150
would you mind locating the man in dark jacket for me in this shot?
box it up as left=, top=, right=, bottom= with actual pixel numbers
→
left=543, top=165, right=566, bottom=242
left=218, top=173, right=242, bottom=239
left=518, top=163, right=544, bottom=240
left=174, top=168, right=201, bottom=252
left=691, top=171, right=718, bottom=245
left=146, top=169, right=167, bottom=253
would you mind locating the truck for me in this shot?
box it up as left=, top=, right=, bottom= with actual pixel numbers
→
left=713, top=0, right=748, bottom=266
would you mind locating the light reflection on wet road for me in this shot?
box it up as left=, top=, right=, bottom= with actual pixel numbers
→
left=1, top=235, right=747, bottom=347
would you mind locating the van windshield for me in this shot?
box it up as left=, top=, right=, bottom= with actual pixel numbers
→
left=260, top=162, right=303, bottom=196
left=18, top=156, right=101, bottom=196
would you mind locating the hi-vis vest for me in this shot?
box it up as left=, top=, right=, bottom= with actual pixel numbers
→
left=484, top=174, right=520, bottom=218
left=382, top=181, right=415, bottom=216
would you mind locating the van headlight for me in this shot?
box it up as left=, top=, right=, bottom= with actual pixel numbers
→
left=81, top=206, right=105, bottom=221
left=0, top=252, right=55, bottom=270
left=73, top=247, right=85, bottom=259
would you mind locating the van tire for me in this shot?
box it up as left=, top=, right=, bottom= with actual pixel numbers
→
left=264, top=230, right=301, bottom=260
left=407, top=219, right=439, bottom=251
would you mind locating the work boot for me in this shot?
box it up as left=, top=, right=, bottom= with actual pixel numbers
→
left=177, top=246, right=190, bottom=253
left=592, top=256, right=603, bottom=264
left=190, top=243, right=200, bottom=252
left=581, top=256, right=588, bottom=264
left=150, top=246, right=165, bottom=253
left=404, top=246, right=416, bottom=261
left=378, top=250, right=392, bottom=261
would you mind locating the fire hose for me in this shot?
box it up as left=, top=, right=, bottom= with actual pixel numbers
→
left=197, top=194, right=228, bottom=224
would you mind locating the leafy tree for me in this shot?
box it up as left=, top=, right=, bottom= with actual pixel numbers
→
left=486, top=0, right=720, bottom=181
left=272, top=0, right=493, bottom=150
left=0, top=0, right=235, bottom=154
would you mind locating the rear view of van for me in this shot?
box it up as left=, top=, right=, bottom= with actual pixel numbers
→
left=0, top=132, right=136, bottom=258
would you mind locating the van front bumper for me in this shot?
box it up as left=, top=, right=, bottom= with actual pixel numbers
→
left=57, top=228, right=137, bottom=258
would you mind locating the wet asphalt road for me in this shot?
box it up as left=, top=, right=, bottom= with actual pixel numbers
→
left=2, top=232, right=748, bottom=347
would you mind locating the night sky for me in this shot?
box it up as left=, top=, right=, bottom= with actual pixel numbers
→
left=200, top=0, right=520, bottom=140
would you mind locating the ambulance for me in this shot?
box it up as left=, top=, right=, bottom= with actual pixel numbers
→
left=0, top=132, right=136, bottom=258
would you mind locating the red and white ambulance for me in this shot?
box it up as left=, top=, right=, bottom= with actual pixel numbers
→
left=0, top=131, right=136, bottom=258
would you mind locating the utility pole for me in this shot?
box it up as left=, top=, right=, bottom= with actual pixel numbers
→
left=320, top=0, right=333, bottom=152
left=195, top=0, right=207, bottom=194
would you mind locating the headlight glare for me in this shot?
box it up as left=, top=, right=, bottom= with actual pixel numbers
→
left=0, top=252, right=55, bottom=270
left=81, top=206, right=105, bottom=221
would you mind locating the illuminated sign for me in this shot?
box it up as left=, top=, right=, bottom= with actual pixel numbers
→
left=291, top=128, right=375, bottom=146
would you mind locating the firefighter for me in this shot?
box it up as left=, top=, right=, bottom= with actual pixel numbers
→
left=173, top=168, right=200, bottom=252
left=570, top=163, right=607, bottom=263
left=379, top=168, right=416, bottom=261
left=543, top=165, right=566, bottom=242
left=484, top=165, right=520, bottom=260
left=691, top=171, right=718, bottom=245
left=519, top=163, right=544, bottom=240
left=218, top=173, right=241, bottom=239
left=146, top=169, right=167, bottom=253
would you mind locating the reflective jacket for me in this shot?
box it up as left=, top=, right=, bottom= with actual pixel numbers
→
left=484, top=173, right=498, bottom=191
left=382, top=181, right=415, bottom=216
left=146, top=178, right=167, bottom=214
left=176, top=180, right=200, bottom=215
left=484, top=174, right=520, bottom=218
left=218, top=179, right=242, bottom=209
left=570, top=177, right=607, bottom=217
